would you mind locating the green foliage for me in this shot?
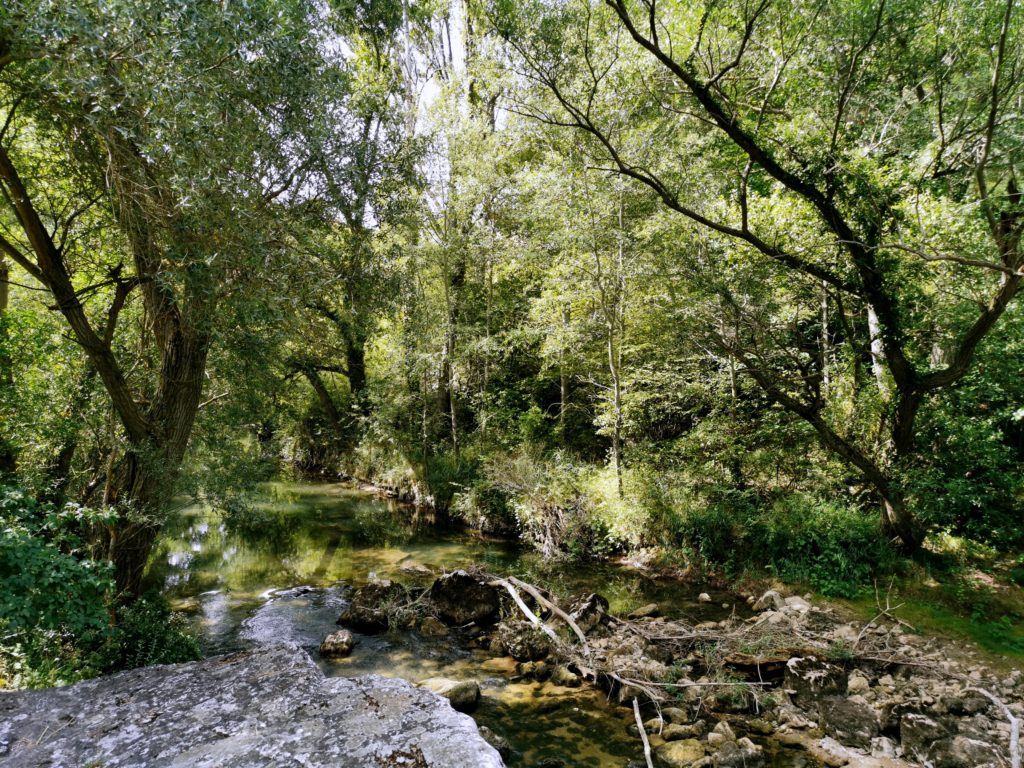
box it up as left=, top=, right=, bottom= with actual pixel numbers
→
left=450, top=481, right=517, bottom=534
left=0, top=488, right=199, bottom=688
left=103, top=596, right=201, bottom=671
left=0, top=488, right=114, bottom=643
left=472, top=451, right=621, bottom=560
left=423, top=452, right=479, bottom=515
left=679, top=490, right=899, bottom=597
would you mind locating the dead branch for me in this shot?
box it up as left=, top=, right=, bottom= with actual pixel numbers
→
left=508, top=575, right=591, bottom=655
left=487, top=578, right=560, bottom=643
left=633, top=697, right=654, bottom=768
left=965, top=687, right=1021, bottom=768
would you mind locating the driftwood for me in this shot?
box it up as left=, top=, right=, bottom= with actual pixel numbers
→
left=633, top=697, right=654, bottom=768
left=507, top=576, right=591, bottom=653
left=965, top=687, right=1021, bottom=768
left=487, top=578, right=560, bottom=643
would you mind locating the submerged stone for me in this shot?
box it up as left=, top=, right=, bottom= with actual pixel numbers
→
left=653, top=737, right=705, bottom=767
left=0, top=643, right=503, bottom=767
left=418, top=677, right=481, bottom=712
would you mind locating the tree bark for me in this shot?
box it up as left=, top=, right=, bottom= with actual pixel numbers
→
left=0, top=256, right=15, bottom=476
left=345, top=338, right=368, bottom=412
left=0, top=134, right=212, bottom=599
left=302, top=366, right=344, bottom=433
left=866, top=305, right=890, bottom=399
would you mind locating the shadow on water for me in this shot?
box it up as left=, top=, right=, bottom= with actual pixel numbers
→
left=145, top=482, right=812, bottom=767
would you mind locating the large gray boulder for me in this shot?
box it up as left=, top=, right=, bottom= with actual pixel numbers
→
left=0, top=643, right=503, bottom=768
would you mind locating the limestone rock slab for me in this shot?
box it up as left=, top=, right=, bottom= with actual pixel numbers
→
left=0, top=643, right=503, bottom=768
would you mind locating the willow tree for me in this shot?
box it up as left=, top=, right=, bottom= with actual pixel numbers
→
left=496, top=0, right=1024, bottom=548
left=0, top=0, right=345, bottom=595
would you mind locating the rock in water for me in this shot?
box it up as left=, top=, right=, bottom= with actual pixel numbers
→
left=426, top=570, right=501, bottom=626
left=496, top=620, right=553, bottom=661
left=567, top=593, right=609, bottom=635
left=336, top=579, right=410, bottom=633
left=319, top=629, right=356, bottom=657
left=818, top=695, right=879, bottom=749
left=653, top=738, right=705, bottom=767
left=418, top=677, right=481, bottom=712
left=784, top=656, right=847, bottom=707
left=0, top=643, right=503, bottom=768
left=752, top=590, right=784, bottom=612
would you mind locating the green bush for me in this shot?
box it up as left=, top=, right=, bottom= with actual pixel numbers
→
left=0, top=488, right=114, bottom=646
left=450, top=482, right=518, bottom=534
left=679, top=489, right=898, bottom=597
left=0, top=488, right=200, bottom=688
left=423, top=452, right=478, bottom=514
left=103, top=596, right=201, bottom=671
left=480, top=450, right=617, bottom=560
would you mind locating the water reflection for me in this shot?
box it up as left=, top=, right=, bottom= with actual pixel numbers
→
left=146, top=483, right=789, bottom=767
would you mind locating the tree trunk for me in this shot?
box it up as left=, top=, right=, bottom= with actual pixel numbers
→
left=0, top=256, right=15, bottom=477
left=559, top=304, right=570, bottom=443
left=867, top=304, right=890, bottom=399
left=105, top=326, right=209, bottom=598
left=302, top=367, right=344, bottom=433
left=878, top=487, right=922, bottom=552
left=345, top=339, right=368, bottom=413
left=608, top=322, right=623, bottom=497
left=820, top=282, right=831, bottom=390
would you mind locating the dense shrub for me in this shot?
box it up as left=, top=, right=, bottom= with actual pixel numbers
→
left=102, top=596, right=201, bottom=671
left=679, top=489, right=899, bottom=597
left=0, top=488, right=114, bottom=658
left=423, top=452, right=478, bottom=514
left=0, top=488, right=199, bottom=688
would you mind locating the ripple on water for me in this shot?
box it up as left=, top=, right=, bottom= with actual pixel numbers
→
left=239, top=586, right=350, bottom=648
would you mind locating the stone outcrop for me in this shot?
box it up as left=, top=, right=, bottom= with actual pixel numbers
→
left=426, top=570, right=501, bottom=626
left=0, top=643, right=503, bottom=768
left=336, top=579, right=411, bottom=633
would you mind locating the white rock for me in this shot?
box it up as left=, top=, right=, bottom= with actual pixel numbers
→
left=752, top=590, right=784, bottom=611
left=783, top=596, right=812, bottom=614
left=848, top=672, right=870, bottom=695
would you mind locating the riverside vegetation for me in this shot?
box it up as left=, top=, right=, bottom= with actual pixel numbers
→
left=1, top=0, right=1023, bottom=763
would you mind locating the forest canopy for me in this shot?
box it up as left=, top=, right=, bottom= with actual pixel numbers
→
left=1, top=0, right=1022, bottom=683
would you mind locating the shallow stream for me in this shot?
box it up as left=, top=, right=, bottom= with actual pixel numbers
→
left=146, top=482, right=816, bottom=767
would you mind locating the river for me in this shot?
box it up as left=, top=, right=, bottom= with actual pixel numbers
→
left=145, top=482, right=818, bottom=767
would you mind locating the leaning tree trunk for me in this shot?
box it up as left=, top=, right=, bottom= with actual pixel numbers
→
left=101, top=327, right=209, bottom=598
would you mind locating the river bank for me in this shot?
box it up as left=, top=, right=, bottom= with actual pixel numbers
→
left=144, top=482, right=1023, bottom=767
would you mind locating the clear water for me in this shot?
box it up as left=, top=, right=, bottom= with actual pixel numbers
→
left=145, top=482, right=815, bottom=767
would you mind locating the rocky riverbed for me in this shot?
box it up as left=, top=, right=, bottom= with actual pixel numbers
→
left=329, top=569, right=1023, bottom=768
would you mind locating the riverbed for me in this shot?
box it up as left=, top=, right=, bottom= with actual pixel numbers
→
left=145, top=482, right=817, bottom=767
